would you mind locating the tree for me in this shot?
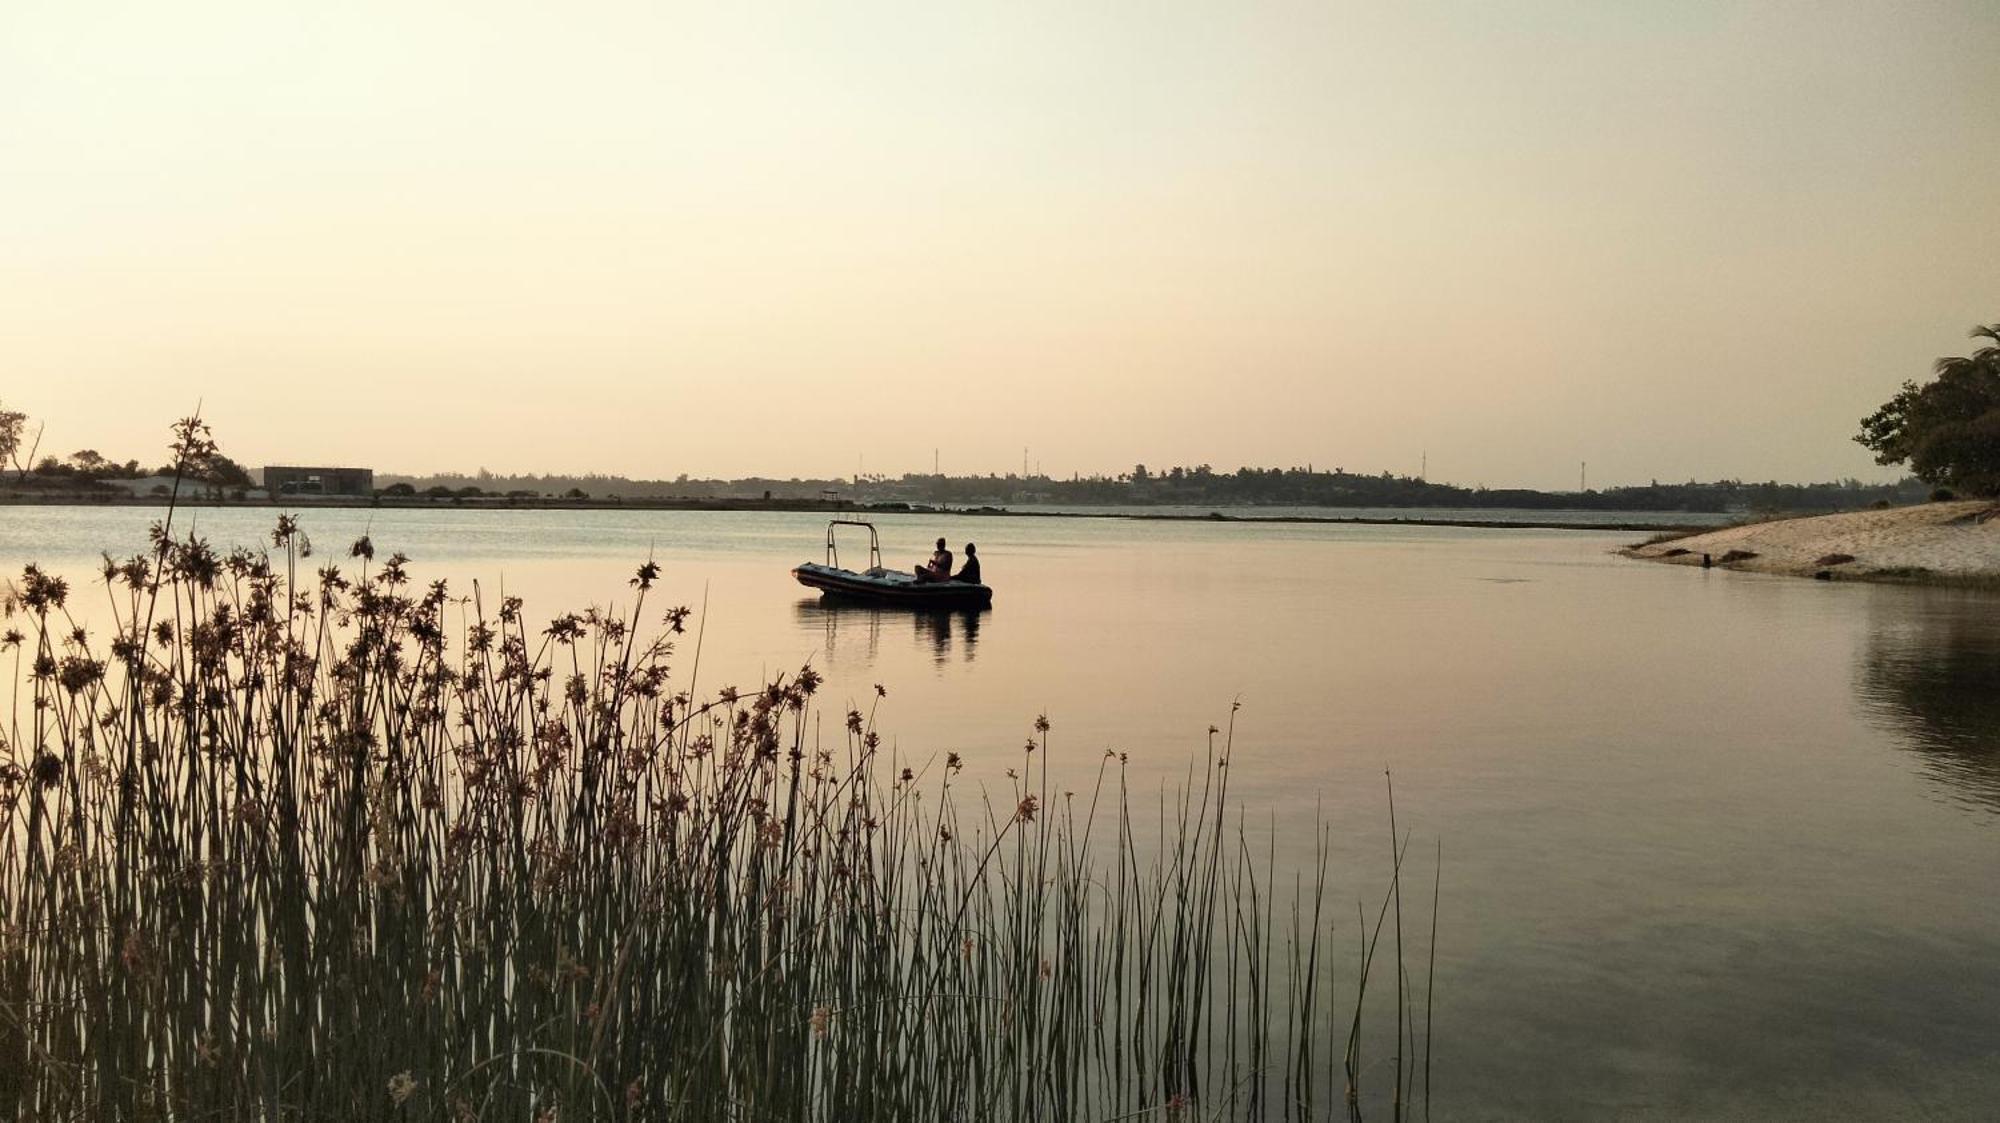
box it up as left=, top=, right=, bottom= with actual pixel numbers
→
left=69, top=449, right=110, bottom=479
left=197, top=454, right=255, bottom=488
left=0, top=404, right=23, bottom=474
left=0, top=403, right=42, bottom=482
left=1857, top=322, right=2000, bottom=496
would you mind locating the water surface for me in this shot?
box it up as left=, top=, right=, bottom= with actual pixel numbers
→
left=5, top=505, right=1997, bottom=1119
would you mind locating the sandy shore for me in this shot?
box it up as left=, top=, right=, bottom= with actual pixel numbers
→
left=1623, top=500, right=2000, bottom=584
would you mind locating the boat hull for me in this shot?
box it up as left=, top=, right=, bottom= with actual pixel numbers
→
left=793, top=563, right=993, bottom=608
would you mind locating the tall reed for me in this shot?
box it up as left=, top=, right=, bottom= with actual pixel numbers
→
left=0, top=426, right=1437, bottom=1120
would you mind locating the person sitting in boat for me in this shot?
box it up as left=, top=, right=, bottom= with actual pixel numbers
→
left=954, top=542, right=981, bottom=584
left=915, top=537, right=953, bottom=582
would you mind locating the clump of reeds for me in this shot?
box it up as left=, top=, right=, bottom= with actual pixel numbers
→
left=0, top=419, right=1438, bottom=1121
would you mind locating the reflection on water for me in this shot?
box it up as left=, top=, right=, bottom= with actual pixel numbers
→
left=1858, top=594, right=2000, bottom=811
left=794, top=597, right=984, bottom=667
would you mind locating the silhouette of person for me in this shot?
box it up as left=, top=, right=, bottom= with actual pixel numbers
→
left=955, top=542, right=981, bottom=584
left=916, top=537, right=952, bottom=582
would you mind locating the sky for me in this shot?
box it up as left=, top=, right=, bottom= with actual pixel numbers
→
left=2, top=1, right=1997, bottom=490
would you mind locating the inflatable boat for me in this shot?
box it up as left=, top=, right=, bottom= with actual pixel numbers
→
left=792, top=520, right=993, bottom=608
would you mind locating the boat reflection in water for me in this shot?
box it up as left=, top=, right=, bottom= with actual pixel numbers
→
left=1857, top=592, right=2000, bottom=812
left=794, top=597, right=984, bottom=667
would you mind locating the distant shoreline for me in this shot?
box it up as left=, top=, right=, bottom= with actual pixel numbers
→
left=0, top=492, right=1716, bottom=533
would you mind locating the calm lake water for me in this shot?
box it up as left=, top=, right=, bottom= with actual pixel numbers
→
left=5, top=505, right=1998, bottom=1119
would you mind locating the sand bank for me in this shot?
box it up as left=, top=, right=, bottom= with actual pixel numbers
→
left=1622, top=500, right=2000, bottom=584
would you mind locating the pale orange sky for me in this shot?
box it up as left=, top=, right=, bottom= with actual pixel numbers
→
left=3, top=1, right=1996, bottom=489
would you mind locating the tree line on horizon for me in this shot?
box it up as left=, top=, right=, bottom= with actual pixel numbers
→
left=365, top=320, right=2000, bottom=510
left=375, top=465, right=1925, bottom=514
left=0, top=414, right=1921, bottom=513
left=5, top=318, right=1993, bottom=509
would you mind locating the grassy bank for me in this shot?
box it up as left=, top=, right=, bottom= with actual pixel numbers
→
left=0, top=505, right=1437, bottom=1119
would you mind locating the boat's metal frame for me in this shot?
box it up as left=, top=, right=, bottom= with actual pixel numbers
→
left=824, top=519, right=883, bottom=572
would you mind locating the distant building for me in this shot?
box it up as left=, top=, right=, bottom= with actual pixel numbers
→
left=263, top=465, right=374, bottom=497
